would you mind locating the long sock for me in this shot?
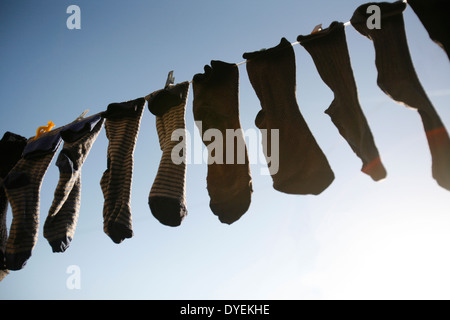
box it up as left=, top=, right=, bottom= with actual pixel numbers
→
left=407, top=0, right=450, bottom=60
left=3, top=129, right=62, bottom=270
left=192, top=60, right=253, bottom=224
left=44, top=114, right=104, bottom=252
left=351, top=1, right=450, bottom=190
left=297, top=21, right=387, bottom=181
left=147, top=81, right=190, bottom=227
left=243, top=38, right=334, bottom=195
left=100, top=98, right=145, bottom=243
left=0, top=132, right=27, bottom=274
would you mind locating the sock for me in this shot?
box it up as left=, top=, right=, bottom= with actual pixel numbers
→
left=147, top=81, right=190, bottom=227
left=43, top=114, right=104, bottom=252
left=3, top=128, right=62, bottom=270
left=297, top=21, right=387, bottom=181
left=0, top=132, right=27, bottom=273
left=100, top=98, right=145, bottom=243
left=407, top=0, right=450, bottom=60
left=351, top=1, right=450, bottom=191
left=192, top=60, right=253, bottom=224
left=243, top=38, right=334, bottom=195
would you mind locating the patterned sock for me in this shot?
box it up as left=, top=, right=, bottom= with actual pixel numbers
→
left=297, top=21, right=387, bottom=181
left=193, top=61, right=253, bottom=224
left=0, top=132, right=27, bottom=274
left=351, top=1, right=450, bottom=190
left=44, top=114, right=104, bottom=252
left=407, top=0, right=450, bottom=60
left=147, top=81, right=190, bottom=227
left=3, top=129, right=62, bottom=270
left=100, top=98, right=145, bottom=243
left=243, top=38, right=334, bottom=195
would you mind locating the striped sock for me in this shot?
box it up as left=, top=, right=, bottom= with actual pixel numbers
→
left=297, top=21, right=387, bottom=181
left=193, top=61, right=253, bottom=224
left=351, top=1, right=450, bottom=190
left=44, top=114, right=104, bottom=252
left=3, top=129, right=62, bottom=270
left=147, top=81, right=190, bottom=227
left=0, top=132, right=27, bottom=273
left=100, top=98, right=145, bottom=243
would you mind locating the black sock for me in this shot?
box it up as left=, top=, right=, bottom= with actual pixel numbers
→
left=298, top=21, right=387, bottom=181
left=351, top=1, right=450, bottom=190
left=193, top=61, right=253, bottom=224
left=243, top=38, right=334, bottom=195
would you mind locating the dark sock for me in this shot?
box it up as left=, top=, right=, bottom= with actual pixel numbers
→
left=297, top=21, right=387, bottom=181
left=100, top=98, right=145, bottom=243
left=3, top=129, right=62, bottom=270
left=193, top=60, right=253, bottom=224
left=407, top=0, right=450, bottom=60
left=44, top=114, right=104, bottom=252
left=243, top=38, right=334, bottom=195
left=351, top=1, right=450, bottom=190
left=0, top=132, right=27, bottom=274
left=147, top=81, right=190, bottom=227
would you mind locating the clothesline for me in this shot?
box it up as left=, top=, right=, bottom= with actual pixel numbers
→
left=170, top=0, right=408, bottom=87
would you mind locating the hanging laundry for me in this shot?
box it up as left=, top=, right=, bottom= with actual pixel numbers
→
left=0, top=132, right=27, bottom=279
left=407, top=0, right=450, bottom=60
left=147, top=81, right=190, bottom=227
left=192, top=61, right=253, bottom=224
left=351, top=1, right=450, bottom=191
left=100, top=98, right=145, bottom=243
left=297, top=21, right=387, bottom=181
left=243, top=38, right=334, bottom=195
left=2, top=127, right=62, bottom=270
left=43, top=114, right=105, bottom=253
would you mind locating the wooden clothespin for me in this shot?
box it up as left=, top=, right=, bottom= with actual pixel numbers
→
left=165, top=70, right=175, bottom=89
left=311, top=24, right=323, bottom=34
left=75, top=109, right=89, bottom=121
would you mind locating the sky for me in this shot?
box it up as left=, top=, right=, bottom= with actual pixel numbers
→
left=0, top=0, right=449, bottom=300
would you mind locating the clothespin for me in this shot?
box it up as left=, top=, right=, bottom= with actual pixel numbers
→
left=75, top=109, right=89, bottom=122
left=311, top=24, right=323, bottom=34
left=165, top=70, right=175, bottom=89
left=31, top=121, right=55, bottom=141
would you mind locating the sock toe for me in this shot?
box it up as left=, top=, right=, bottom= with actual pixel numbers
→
left=149, top=196, right=187, bottom=227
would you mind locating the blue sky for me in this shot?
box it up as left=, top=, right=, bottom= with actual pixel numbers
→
left=1, top=0, right=450, bottom=300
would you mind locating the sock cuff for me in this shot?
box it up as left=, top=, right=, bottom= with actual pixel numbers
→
left=242, top=37, right=292, bottom=61
left=192, top=60, right=237, bottom=84
left=60, top=114, right=103, bottom=143
left=0, top=132, right=27, bottom=178
left=297, top=21, right=344, bottom=44
left=147, top=81, right=190, bottom=116
left=103, top=97, right=146, bottom=119
left=351, top=1, right=406, bottom=36
left=22, top=130, right=62, bottom=160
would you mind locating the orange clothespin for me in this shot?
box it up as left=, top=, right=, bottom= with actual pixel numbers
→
left=311, top=24, right=323, bottom=34
left=31, top=121, right=55, bottom=141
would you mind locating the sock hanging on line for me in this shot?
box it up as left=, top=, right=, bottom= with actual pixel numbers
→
left=407, top=0, right=450, bottom=60
left=3, top=128, right=62, bottom=270
left=0, top=132, right=27, bottom=274
left=44, top=114, right=105, bottom=252
left=297, top=21, right=387, bottom=181
left=351, top=1, right=450, bottom=191
left=147, top=81, right=190, bottom=227
left=193, top=60, right=253, bottom=224
left=100, top=98, right=145, bottom=243
left=243, top=38, right=334, bottom=195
